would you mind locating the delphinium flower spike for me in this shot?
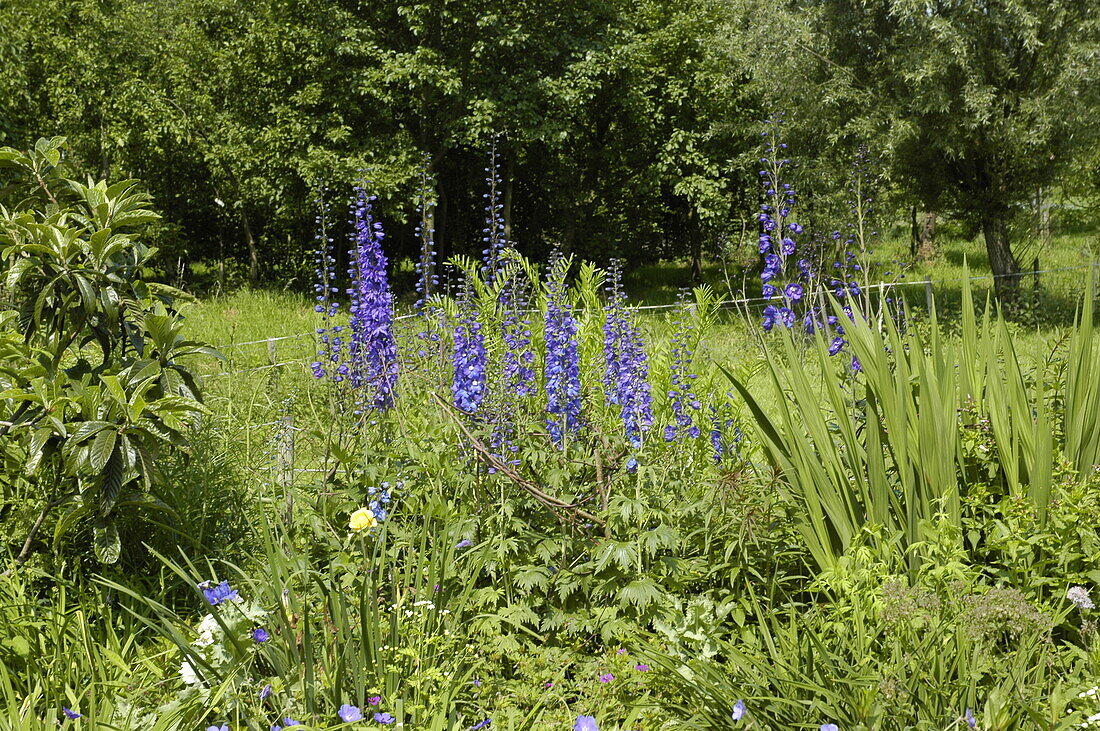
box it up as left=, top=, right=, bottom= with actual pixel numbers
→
left=757, top=117, right=802, bottom=333
left=414, top=157, right=439, bottom=311
left=347, top=187, right=399, bottom=410
left=481, top=136, right=507, bottom=284
left=544, top=252, right=582, bottom=447
left=311, top=190, right=346, bottom=382
left=490, top=265, right=536, bottom=469
left=452, top=273, right=487, bottom=416
left=501, top=267, right=537, bottom=399
left=664, top=290, right=701, bottom=442
left=603, top=259, right=653, bottom=448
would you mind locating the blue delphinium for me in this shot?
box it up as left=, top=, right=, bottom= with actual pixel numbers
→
left=502, top=270, right=537, bottom=398
left=347, top=187, right=399, bottom=410
left=758, top=118, right=804, bottom=332
left=709, top=400, right=741, bottom=464
left=544, top=253, right=582, bottom=446
left=481, top=138, right=507, bottom=284
left=603, top=260, right=653, bottom=447
left=489, top=268, right=537, bottom=470
left=452, top=276, right=487, bottom=415
left=414, top=159, right=439, bottom=311
left=665, top=291, right=701, bottom=442
left=367, top=483, right=393, bottom=522
left=311, top=192, right=345, bottom=382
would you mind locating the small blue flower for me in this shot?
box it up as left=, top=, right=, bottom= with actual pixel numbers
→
left=260, top=683, right=272, bottom=700
left=965, top=708, right=977, bottom=728
left=455, top=539, right=472, bottom=549
left=373, top=712, right=395, bottom=724
left=206, top=726, right=229, bottom=731
left=574, top=717, right=599, bottom=731
left=62, top=707, right=81, bottom=720
left=251, top=627, right=269, bottom=643
left=731, top=699, right=745, bottom=720
left=471, top=720, right=492, bottom=730
left=338, top=703, right=363, bottom=722
left=820, top=724, right=839, bottom=731
left=200, top=580, right=239, bottom=606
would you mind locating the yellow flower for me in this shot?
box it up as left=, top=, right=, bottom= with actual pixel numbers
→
left=349, top=507, right=378, bottom=533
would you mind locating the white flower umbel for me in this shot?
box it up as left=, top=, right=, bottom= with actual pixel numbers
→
left=1068, top=585, right=1095, bottom=610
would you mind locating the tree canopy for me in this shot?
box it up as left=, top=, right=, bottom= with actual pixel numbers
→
left=1, top=0, right=1096, bottom=296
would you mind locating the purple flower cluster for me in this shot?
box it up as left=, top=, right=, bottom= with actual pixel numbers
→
left=757, top=120, right=804, bottom=332
left=544, top=253, right=582, bottom=446
left=311, top=194, right=346, bottom=382
left=452, top=276, right=487, bottom=415
left=664, top=292, right=701, bottom=442
left=481, top=139, right=506, bottom=284
left=708, top=400, right=741, bottom=464
left=199, top=580, right=239, bottom=606
left=488, top=269, right=537, bottom=469
left=603, top=260, right=653, bottom=447
left=502, top=272, right=536, bottom=398
left=347, top=188, right=399, bottom=410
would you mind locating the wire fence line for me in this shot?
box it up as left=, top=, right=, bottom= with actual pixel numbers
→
left=205, top=262, right=1100, bottom=491
left=211, top=262, right=1100, bottom=354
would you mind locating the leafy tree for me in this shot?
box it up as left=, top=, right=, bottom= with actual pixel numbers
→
left=806, top=0, right=1100, bottom=299
left=0, top=0, right=758, bottom=287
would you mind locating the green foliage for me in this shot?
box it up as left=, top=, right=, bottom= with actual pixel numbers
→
left=0, top=571, right=182, bottom=729
left=646, top=524, right=1099, bottom=729
left=0, top=138, right=214, bottom=566
left=725, top=273, right=1100, bottom=574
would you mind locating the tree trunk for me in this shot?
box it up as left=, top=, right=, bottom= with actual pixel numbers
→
left=689, top=209, right=703, bottom=284
left=910, top=206, right=919, bottom=258
left=917, top=210, right=937, bottom=263
left=982, top=211, right=1020, bottom=302
left=242, top=208, right=259, bottom=287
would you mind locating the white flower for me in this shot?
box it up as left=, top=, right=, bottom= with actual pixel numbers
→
left=194, top=614, right=219, bottom=648
left=1068, top=585, right=1095, bottom=610
left=180, top=660, right=201, bottom=686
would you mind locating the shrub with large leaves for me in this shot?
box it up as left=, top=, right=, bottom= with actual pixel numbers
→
left=0, top=137, right=214, bottom=566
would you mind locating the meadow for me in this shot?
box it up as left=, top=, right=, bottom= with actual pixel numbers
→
left=2, top=137, right=1100, bottom=731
